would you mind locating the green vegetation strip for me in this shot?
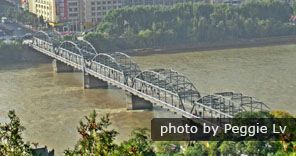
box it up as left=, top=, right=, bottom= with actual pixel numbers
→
left=85, top=0, right=296, bottom=53
left=1, top=110, right=295, bottom=155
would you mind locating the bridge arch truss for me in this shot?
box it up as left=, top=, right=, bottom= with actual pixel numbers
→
left=59, top=41, right=82, bottom=56
left=34, top=31, right=51, bottom=42
left=30, top=32, right=270, bottom=119
left=134, top=69, right=203, bottom=114
left=112, top=52, right=141, bottom=80
left=57, top=41, right=84, bottom=68
left=91, top=53, right=121, bottom=71
left=75, top=40, right=98, bottom=60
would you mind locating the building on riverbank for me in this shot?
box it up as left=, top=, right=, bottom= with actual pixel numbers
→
left=25, top=0, right=295, bottom=32
left=26, top=0, right=211, bottom=31
left=27, top=0, right=123, bottom=31
left=27, top=0, right=68, bottom=28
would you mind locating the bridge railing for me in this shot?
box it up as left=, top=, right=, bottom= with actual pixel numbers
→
left=33, top=37, right=54, bottom=53
left=87, top=60, right=191, bottom=116
left=59, top=48, right=84, bottom=67
left=30, top=37, right=235, bottom=118
left=131, top=77, right=181, bottom=108
left=30, top=35, right=269, bottom=119
left=89, top=61, right=125, bottom=84
left=32, top=37, right=84, bottom=69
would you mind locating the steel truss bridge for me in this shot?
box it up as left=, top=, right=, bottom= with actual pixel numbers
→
left=29, top=31, right=269, bottom=119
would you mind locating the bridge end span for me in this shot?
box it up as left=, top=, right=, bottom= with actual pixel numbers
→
left=126, top=92, right=153, bottom=110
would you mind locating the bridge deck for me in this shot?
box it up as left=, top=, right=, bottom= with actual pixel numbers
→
left=29, top=33, right=269, bottom=119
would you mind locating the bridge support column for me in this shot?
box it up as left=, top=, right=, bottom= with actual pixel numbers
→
left=126, top=92, right=153, bottom=110
left=84, top=72, right=108, bottom=89
left=52, top=59, right=74, bottom=73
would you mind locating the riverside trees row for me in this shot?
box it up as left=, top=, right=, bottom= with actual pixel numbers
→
left=85, top=0, right=296, bottom=52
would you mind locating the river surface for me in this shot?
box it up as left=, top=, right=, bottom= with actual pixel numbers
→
left=0, top=44, right=296, bottom=155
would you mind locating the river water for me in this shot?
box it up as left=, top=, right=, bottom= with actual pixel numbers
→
left=0, top=44, right=295, bottom=155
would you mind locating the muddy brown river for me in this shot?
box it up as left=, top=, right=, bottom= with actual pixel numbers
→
left=0, top=44, right=295, bottom=155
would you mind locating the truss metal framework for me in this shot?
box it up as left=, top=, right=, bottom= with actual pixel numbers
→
left=154, top=69, right=201, bottom=101
left=34, top=31, right=62, bottom=49
left=75, top=40, right=97, bottom=60
left=34, top=31, right=51, bottom=42
left=112, top=52, right=141, bottom=79
left=59, top=41, right=82, bottom=56
left=215, top=92, right=270, bottom=113
left=92, top=53, right=121, bottom=71
left=32, top=31, right=270, bottom=118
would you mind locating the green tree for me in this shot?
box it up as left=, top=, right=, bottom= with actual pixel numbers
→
left=245, top=141, right=263, bottom=155
left=155, top=141, right=181, bottom=155
left=240, top=0, right=293, bottom=22
left=64, top=111, right=118, bottom=156
left=234, top=111, right=273, bottom=118
left=218, top=141, right=236, bottom=155
left=208, top=141, right=220, bottom=156
left=116, top=128, right=156, bottom=156
left=138, top=29, right=153, bottom=47
left=84, top=32, right=114, bottom=52
left=89, top=1, right=296, bottom=52
left=0, top=110, right=32, bottom=156
left=184, top=142, right=207, bottom=156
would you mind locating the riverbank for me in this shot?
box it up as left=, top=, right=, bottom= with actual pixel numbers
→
left=128, top=35, right=296, bottom=56
left=0, top=43, right=49, bottom=67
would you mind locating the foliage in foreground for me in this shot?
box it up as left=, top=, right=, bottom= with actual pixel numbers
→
left=65, top=110, right=296, bottom=156
left=0, top=110, right=32, bottom=156
left=1, top=110, right=295, bottom=156
left=64, top=111, right=155, bottom=156
left=64, top=111, right=118, bottom=155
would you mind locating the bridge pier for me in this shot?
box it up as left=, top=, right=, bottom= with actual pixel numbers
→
left=52, top=59, right=74, bottom=73
left=84, top=72, right=108, bottom=89
left=126, top=92, right=153, bottom=110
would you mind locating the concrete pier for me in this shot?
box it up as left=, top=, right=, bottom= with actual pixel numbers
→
left=52, top=59, right=74, bottom=73
left=126, top=92, right=153, bottom=110
left=84, top=73, right=108, bottom=89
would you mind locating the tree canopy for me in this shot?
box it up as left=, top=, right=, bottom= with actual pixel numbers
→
left=0, top=110, right=32, bottom=156
left=0, top=109, right=295, bottom=155
left=85, top=0, right=296, bottom=52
